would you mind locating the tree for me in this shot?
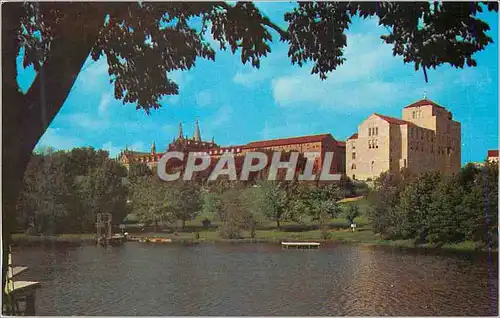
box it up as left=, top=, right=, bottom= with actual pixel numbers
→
left=3, top=1, right=498, bottom=310
left=299, top=185, right=341, bottom=238
left=218, top=186, right=246, bottom=239
left=130, top=176, right=171, bottom=231
left=128, top=162, right=153, bottom=180
left=253, top=181, right=299, bottom=230
left=77, top=160, right=128, bottom=232
left=168, top=181, right=203, bottom=229
left=396, top=171, right=442, bottom=243
left=344, top=204, right=360, bottom=226
left=367, top=171, right=407, bottom=238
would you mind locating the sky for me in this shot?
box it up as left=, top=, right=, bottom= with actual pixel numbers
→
left=18, top=3, right=499, bottom=165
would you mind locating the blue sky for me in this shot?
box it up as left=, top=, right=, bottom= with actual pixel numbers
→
left=18, top=3, right=498, bottom=164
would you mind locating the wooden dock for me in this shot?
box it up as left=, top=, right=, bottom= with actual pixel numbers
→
left=4, top=265, right=41, bottom=316
left=281, top=242, right=320, bottom=249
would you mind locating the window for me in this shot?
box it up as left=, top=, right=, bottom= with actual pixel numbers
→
left=368, top=140, right=372, bottom=149
left=370, top=161, right=375, bottom=172
left=421, top=130, right=424, bottom=140
left=352, top=142, right=356, bottom=150
left=375, top=139, right=379, bottom=149
left=375, top=127, right=379, bottom=136
left=412, top=111, right=416, bottom=119
left=352, top=174, right=356, bottom=180
left=369, top=128, right=372, bottom=136
left=351, top=164, right=356, bottom=170
left=404, top=159, right=407, bottom=168
left=352, top=152, right=356, bottom=160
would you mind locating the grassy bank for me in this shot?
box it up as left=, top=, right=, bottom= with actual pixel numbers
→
left=12, top=229, right=496, bottom=253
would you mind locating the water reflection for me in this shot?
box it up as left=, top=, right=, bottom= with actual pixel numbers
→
left=13, top=243, right=498, bottom=316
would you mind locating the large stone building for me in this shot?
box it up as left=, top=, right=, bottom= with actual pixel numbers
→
left=346, top=98, right=461, bottom=181
left=118, top=120, right=346, bottom=178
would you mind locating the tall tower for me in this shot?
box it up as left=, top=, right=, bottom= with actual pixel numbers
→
left=178, top=122, right=184, bottom=140
left=151, top=141, right=156, bottom=154
left=193, top=119, right=201, bottom=142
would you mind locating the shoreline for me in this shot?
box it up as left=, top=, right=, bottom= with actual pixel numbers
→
left=11, top=233, right=497, bottom=254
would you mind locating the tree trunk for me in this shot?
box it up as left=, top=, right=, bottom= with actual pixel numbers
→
left=2, top=3, right=114, bottom=313
left=276, top=219, right=281, bottom=230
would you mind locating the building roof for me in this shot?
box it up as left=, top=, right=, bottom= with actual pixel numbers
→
left=374, top=113, right=411, bottom=125
left=488, top=150, right=499, bottom=157
left=404, top=99, right=446, bottom=110
left=336, top=141, right=346, bottom=147
left=347, top=133, right=358, bottom=140
left=244, top=133, right=334, bottom=149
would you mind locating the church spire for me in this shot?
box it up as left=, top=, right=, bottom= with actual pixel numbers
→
left=151, top=141, right=156, bottom=154
left=193, top=119, right=201, bottom=142
left=178, top=122, right=183, bottom=140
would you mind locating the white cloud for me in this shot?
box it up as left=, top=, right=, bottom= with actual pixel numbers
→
left=233, top=69, right=268, bottom=87
left=66, top=113, right=109, bottom=130
left=75, top=57, right=110, bottom=92
left=36, top=128, right=84, bottom=151
left=98, top=93, right=112, bottom=116
left=268, top=25, right=448, bottom=112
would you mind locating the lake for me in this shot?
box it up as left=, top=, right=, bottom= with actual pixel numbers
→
left=12, top=243, right=498, bottom=316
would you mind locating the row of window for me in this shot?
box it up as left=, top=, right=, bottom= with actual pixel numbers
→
left=368, top=139, right=379, bottom=149
left=409, top=126, right=434, bottom=142
left=368, top=127, right=379, bottom=136
left=412, top=110, right=423, bottom=119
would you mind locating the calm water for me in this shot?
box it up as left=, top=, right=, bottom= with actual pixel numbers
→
left=13, top=243, right=498, bottom=316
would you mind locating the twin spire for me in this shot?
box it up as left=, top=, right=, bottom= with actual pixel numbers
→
left=177, top=119, right=202, bottom=142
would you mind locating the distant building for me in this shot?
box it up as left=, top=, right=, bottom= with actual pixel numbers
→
left=346, top=98, right=461, bottom=181
left=118, top=120, right=346, bottom=178
left=487, top=150, right=499, bottom=163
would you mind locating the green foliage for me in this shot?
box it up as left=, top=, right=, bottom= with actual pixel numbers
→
left=250, top=181, right=299, bottom=229
left=130, top=178, right=202, bottom=229
left=17, top=147, right=127, bottom=234
left=130, top=176, right=171, bottom=228
left=344, top=205, right=360, bottom=225
left=128, top=162, right=153, bottom=180
left=168, top=181, right=203, bottom=229
left=299, top=184, right=342, bottom=221
left=368, top=164, right=498, bottom=248
left=15, top=2, right=498, bottom=114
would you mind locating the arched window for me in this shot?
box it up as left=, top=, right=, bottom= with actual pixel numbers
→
left=371, top=161, right=375, bottom=172
left=351, top=163, right=356, bottom=170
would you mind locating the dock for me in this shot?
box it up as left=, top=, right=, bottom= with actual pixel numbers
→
left=4, top=263, right=41, bottom=316
left=281, top=242, right=320, bottom=249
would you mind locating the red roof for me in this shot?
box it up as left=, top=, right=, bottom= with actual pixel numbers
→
left=488, top=150, right=499, bottom=157
left=374, top=113, right=411, bottom=125
left=244, top=133, right=333, bottom=149
left=404, top=99, right=446, bottom=110
left=336, top=141, right=346, bottom=147
left=347, top=133, right=358, bottom=140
